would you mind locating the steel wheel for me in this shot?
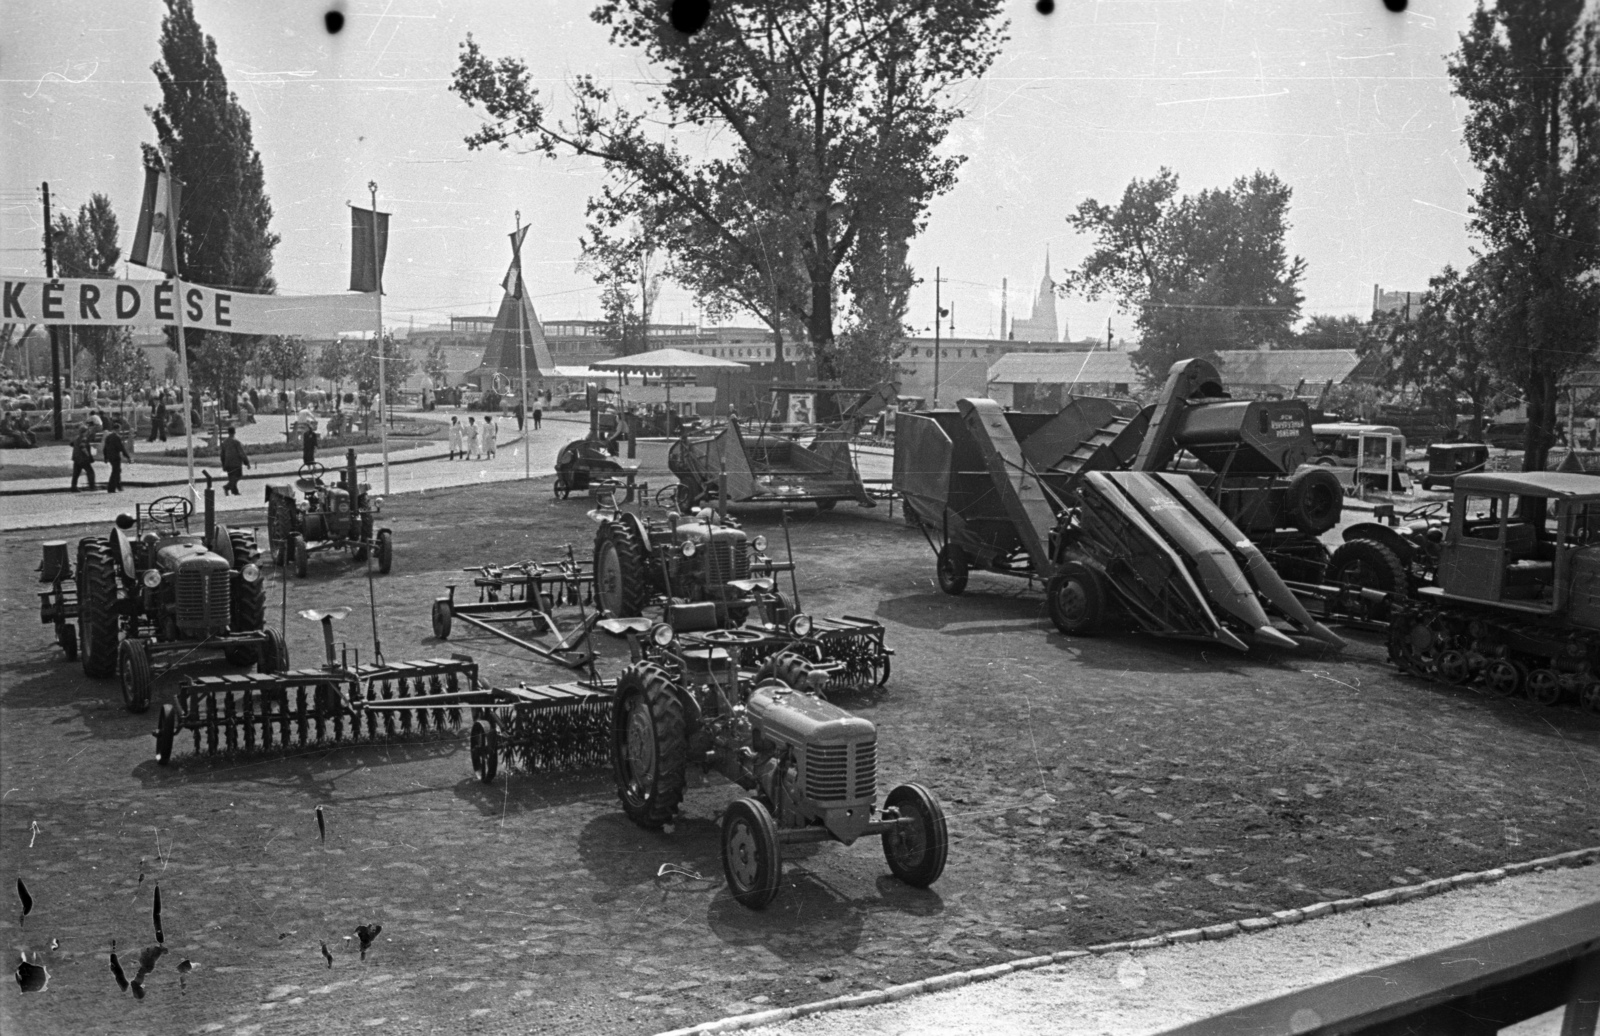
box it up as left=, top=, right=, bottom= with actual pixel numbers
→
left=882, top=783, right=949, bottom=888
left=469, top=717, right=498, bottom=783
left=1438, top=650, right=1473, bottom=685
left=155, top=703, right=177, bottom=765
left=1579, top=681, right=1600, bottom=715
left=1525, top=669, right=1563, bottom=706
left=1484, top=659, right=1526, bottom=698
left=721, top=798, right=782, bottom=909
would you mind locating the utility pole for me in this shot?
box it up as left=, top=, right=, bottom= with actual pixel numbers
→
left=369, top=181, right=389, bottom=494
left=1106, top=316, right=1113, bottom=351
left=933, top=267, right=946, bottom=406
left=40, top=182, right=64, bottom=441
left=1000, top=278, right=1008, bottom=342
left=515, top=209, right=530, bottom=482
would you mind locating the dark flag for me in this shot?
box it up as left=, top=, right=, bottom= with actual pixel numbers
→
left=130, top=166, right=181, bottom=275
left=350, top=206, right=390, bottom=293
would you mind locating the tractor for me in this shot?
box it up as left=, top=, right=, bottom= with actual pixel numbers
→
left=75, top=473, right=286, bottom=712
left=610, top=619, right=948, bottom=908
left=265, top=448, right=392, bottom=577
left=1387, top=472, right=1600, bottom=713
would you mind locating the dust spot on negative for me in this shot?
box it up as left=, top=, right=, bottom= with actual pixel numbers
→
left=669, top=0, right=711, bottom=35
left=1382, top=0, right=1407, bottom=11
left=1037, top=0, right=1056, bottom=13
left=325, top=9, right=345, bottom=34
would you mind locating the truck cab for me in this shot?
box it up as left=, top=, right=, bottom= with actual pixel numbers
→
left=1311, top=422, right=1409, bottom=493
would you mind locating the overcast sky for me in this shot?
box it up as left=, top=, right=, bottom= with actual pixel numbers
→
left=2, top=0, right=1480, bottom=342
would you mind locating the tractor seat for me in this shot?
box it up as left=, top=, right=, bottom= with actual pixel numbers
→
left=295, top=478, right=321, bottom=493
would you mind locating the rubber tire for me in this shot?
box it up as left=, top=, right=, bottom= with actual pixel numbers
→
left=815, top=499, right=836, bottom=512
left=1046, top=562, right=1105, bottom=636
left=936, top=544, right=968, bottom=596
left=611, top=662, right=688, bottom=829
left=155, top=703, right=177, bottom=765
left=376, top=530, right=393, bottom=575
left=722, top=798, right=783, bottom=910
left=1285, top=467, right=1343, bottom=535
left=594, top=519, right=650, bottom=619
left=258, top=627, right=288, bottom=674
left=470, top=718, right=499, bottom=784
left=432, top=599, right=453, bottom=640
left=77, top=538, right=120, bottom=678
left=292, top=535, right=309, bottom=578
left=1327, top=539, right=1409, bottom=599
left=119, top=638, right=154, bottom=714
left=229, top=529, right=267, bottom=634
left=882, top=783, right=950, bottom=888
left=60, top=622, right=78, bottom=662
left=352, top=513, right=373, bottom=562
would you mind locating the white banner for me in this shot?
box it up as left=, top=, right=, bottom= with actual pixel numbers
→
left=1, top=276, right=378, bottom=336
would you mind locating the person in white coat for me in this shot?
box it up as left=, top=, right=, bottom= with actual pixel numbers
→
left=466, top=416, right=481, bottom=460
left=483, top=416, right=498, bottom=458
left=448, top=416, right=463, bottom=460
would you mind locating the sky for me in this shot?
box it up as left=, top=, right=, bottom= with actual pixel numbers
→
left=1, top=0, right=1483, bottom=343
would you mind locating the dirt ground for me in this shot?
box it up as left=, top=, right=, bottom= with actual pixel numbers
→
left=3, top=455, right=1597, bottom=1035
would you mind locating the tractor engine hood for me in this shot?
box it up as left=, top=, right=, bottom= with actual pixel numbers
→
left=747, top=684, right=874, bottom=749
left=673, top=521, right=747, bottom=546
left=156, top=542, right=231, bottom=573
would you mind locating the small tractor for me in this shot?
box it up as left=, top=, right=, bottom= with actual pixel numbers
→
left=608, top=619, right=947, bottom=908
left=74, top=473, right=285, bottom=712
left=1387, top=471, right=1600, bottom=713
left=265, top=448, right=392, bottom=577
left=37, top=540, right=79, bottom=660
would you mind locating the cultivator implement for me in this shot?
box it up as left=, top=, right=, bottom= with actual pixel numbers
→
left=432, top=553, right=600, bottom=671
left=464, top=680, right=615, bottom=780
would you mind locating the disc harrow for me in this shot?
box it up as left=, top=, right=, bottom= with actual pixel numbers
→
left=465, top=680, right=616, bottom=780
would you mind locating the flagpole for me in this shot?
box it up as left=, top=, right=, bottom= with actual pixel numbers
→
left=515, top=210, right=530, bottom=482
left=369, top=181, right=389, bottom=495
left=162, top=149, right=196, bottom=496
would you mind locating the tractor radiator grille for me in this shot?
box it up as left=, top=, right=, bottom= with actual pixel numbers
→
left=804, top=740, right=876, bottom=804
left=706, top=541, right=750, bottom=585
left=177, top=570, right=232, bottom=631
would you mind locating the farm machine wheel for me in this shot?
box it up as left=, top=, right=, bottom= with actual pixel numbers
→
left=1580, top=682, right=1600, bottom=715
left=882, top=783, right=949, bottom=889
left=1285, top=467, right=1343, bottom=535
left=155, top=703, right=178, bottom=765
left=470, top=717, right=499, bottom=784
left=595, top=520, right=649, bottom=618
left=60, top=623, right=78, bottom=662
left=230, top=529, right=266, bottom=631
left=353, top=513, right=374, bottom=562
left=292, top=535, right=309, bottom=578
left=1046, top=562, right=1106, bottom=636
left=1484, top=659, right=1527, bottom=698
left=1327, top=539, right=1408, bottom=621
left=258, top=627, right=289, bottom=674
left=1438, top=650, right=1473, bottom=685
left=431, top=599, right=453, bottom=639
left=721, top=798, right=782, bottom=910
left=77, top=537, right=120, bottom=678
left=935, top=544, right=968, bottom=596
left=815, top=499, right=836, bottom=513
left=118, top=638, right=154, bottom=713
left=376, top=530, right=394, bottom=575
left=611, top=664, right=688, bottom=829
left=1525, top=669, right=1563, bottom=706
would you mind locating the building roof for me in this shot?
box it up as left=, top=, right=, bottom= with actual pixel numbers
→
left=1215, top=349, right=1361, bottom=388
left=988, top=351, right=1138, bottom=386
left=591, top=347, right=749, bottom=373
left=1452, top=471, right=1600, bottom=499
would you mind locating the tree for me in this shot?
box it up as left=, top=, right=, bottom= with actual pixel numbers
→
left=250, top=335, right=308, bottom=394
left=1449, top=0, right=1600, bottom=470
left=145, top=0, right=279, bottom=389
left=423, top=341, right=450, bottom=384
left=581, top=231, right=662, bottom=356
left=451, top=0, right=1007, bottom=378
left=317, top=339, right=353, bottom=396
left=1383, top=263, right=1506, bottom=440
left=352, top=334, right=415, bottom=401
left=1292, top=314, right=1367, bottom=350
left=1063, top=168, right=1307, bottom=385
left=49, top=194, right=123, bottom=380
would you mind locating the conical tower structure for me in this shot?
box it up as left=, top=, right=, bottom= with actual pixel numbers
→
left=1009, top=247, right=1060, bottom=343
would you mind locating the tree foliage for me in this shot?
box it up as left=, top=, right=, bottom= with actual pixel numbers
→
left=317, top=339, right=353, bottom=392
left=1291, top=314, right=1367, bottom=350
left=1449, top=0, right=1599, bottom=469
left=50, top=194, right=124, bottom=379
left=352, top=334, right=415, bottom=400
left=1381, top=263, right=1507, bottom=440
left=1063, top=168, right=1306, bottom=385
left=247, top=335, right=309, bottom=389
left=451, top=0, right=1006, bottom=378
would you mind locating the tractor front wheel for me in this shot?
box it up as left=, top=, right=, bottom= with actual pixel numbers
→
left=882, top=783, right=949, bottom=888
left=1046, top=562, right=1105, bottom=636
left=612, top=664, right=688, bottom=828
left=376, top=529, right=393, bottom=575
left=230, top=529, right=267, bottom=633
left=470, top=717, right=499, bottom=784
left=353, top=514, right=373, bottom=561
left=594, top=519, right=649, bottom=618
left=155, top=703, right=178, bottom=765
left=722, top=798, right=782, bottom=909
left=935, top=544, right=968, bottom=596
left=77, top=538, right=120, bottom=678
left=119, top=638, right=154, bottom=713
left=432, top=599, right=453, bottom=640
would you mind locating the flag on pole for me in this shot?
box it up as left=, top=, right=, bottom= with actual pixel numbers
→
left=349, top=206, right=390, bottom=292
left=504, top=225, right=529, bottom=297
left=129, top=165, right=181, bottom=275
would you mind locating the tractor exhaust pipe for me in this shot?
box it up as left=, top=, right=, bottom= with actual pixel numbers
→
left=202, top=470, right=215, bottom=543
left=345, top=447, right=358, bottom=490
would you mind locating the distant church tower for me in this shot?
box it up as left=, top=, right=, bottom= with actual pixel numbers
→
left=1009, top=247, right=1060, bottom=343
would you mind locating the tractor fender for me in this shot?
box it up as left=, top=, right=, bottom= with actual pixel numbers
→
left=211, top=526, right=237, bottom=569
left=613, top=509, right=653, bottom=557
left=110, top=527, right=137, bottom=581
left=610, top=670, right=703, bottom=736
left=1341, top=522, right=1416, bottom=565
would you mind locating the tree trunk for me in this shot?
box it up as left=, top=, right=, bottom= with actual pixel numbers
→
left=808, top=275, right=835, bottom=381
left=1520, top=367, right=1558, bottom=472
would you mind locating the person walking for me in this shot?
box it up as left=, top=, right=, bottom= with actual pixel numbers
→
left=483, top=415, right=498, bottom=458
left=103, top=423, right=131, bottom=493
left=220, top=426, right=251, bottom=495
left=448, top=416, right=463, bottom=460
left=302, top=421, right=320, bottom=468
left=532, top=403, right=543, bottom=430
left=466, top=416, right=481, bottom=460
left=70, top=426, right=97, bottom=491
left=514, top=400, right=525, bottom=432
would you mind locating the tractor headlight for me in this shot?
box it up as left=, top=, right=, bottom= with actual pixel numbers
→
left=649, top=622, right=675, bottom=647
left=788, top=613, right=813, bottom=637
left=241, top=563, right=261, bottom=583
left=680, top=539, right=697, bottom=557
left=142, top=569, right=162, bottom=589
left=752, top=535, right=767, bottom=552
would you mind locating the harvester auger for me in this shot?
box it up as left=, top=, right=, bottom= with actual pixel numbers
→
left=155, top=607, right=485, bottom=764
left=605, top=618, right=947, bottom=909
left=74, top=472, right=285, bottom=712
left=266, top=448, right=392, bottom=577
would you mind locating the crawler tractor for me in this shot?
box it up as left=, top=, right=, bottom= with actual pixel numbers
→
left=75, top=474, right=285, bottom=712
left=610, top=620, right=947, bottom=908
left=265, top=448, right=392, bottom=577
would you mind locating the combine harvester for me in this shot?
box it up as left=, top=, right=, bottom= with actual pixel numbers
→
left=894, top=359, right=1344, bottom=654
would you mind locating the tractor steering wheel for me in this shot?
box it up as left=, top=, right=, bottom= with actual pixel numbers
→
left=298, top=461, right=327, bottom=483
left=147, top=495, right=194, bottom=527
left=1400, top=501, right=1445, bottom=521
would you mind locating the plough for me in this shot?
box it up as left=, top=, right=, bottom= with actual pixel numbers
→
left=431, top=549, right=599, bottom=671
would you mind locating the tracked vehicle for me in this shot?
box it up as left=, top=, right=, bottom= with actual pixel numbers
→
left=1388, top=472, right=1600, bottom=712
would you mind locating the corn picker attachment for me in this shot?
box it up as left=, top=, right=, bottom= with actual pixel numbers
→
left=155, top=607, right=484, bottom=764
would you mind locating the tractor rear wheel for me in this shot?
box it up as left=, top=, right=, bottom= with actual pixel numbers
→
left=594, top=519, right=649, bottom=618
left=119, top=638, right=154, bottom=713
left=292, top=535, right=309, bottom=578
left=230, top=529, right=266, bottom=635
left=612, top=663, right=688, bottom=829
left=1327, top=539, right=1408, bottom=621
left=722, top=798, right=782, bottom=909
left=882, top=783, right=949, bottom=888
left=470, top=717, right=499, bottom=784
left=935, top=544, right=968, bottom=596
left=376, top=530, right=393, bottom=575
left=77, top=538, right=120, bottom=678
left=155, top=703, right=178, bottom=765
left=1047, top=562, right=1105, bottom=636
left=431, top=599, right=453, bottom=640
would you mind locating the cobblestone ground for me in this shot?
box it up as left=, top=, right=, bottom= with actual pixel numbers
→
left=2, top=471, right=1595, bottom=1036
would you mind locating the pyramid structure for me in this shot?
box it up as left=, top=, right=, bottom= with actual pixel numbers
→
left=477, top=267, right=556, bottom=377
